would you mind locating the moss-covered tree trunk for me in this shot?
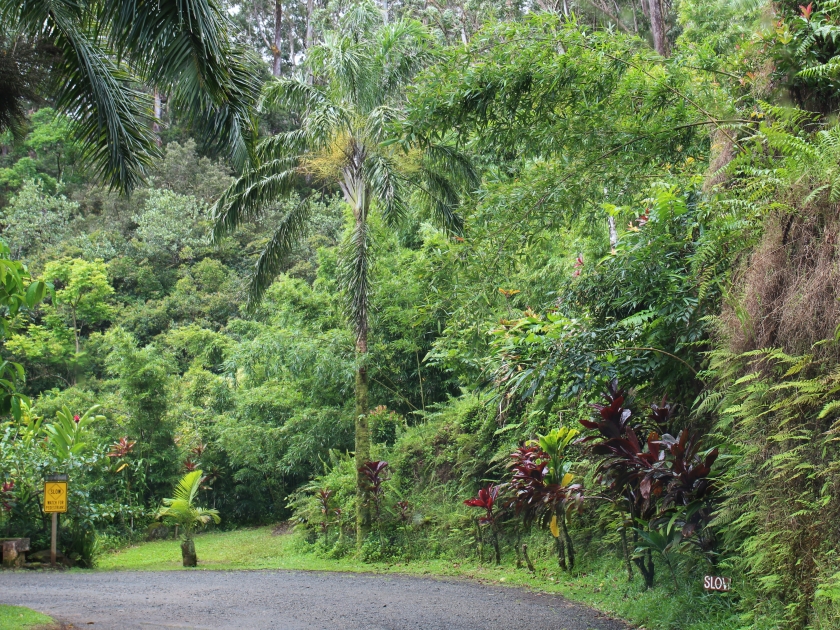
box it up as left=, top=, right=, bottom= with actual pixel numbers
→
left=355, top=339, right=370, bottom=547
left=181, top=537, right=197, bottom=567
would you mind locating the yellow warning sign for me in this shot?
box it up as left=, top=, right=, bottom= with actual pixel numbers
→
left=43, top=481, right=68, bottom=513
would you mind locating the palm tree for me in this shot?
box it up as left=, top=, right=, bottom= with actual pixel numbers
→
left=156, top=470, right=221, bottom=567
left=212, top=3, right=475, bottom=544
left=0, top=0, right=260, bottom=193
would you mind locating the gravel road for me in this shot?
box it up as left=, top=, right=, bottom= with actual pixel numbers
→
left=0, top=570, right=630, bottom=630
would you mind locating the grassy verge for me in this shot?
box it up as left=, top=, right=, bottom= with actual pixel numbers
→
left=0, top=605, right=55, bottom=630
left=97, top=526, right=745, bottom=630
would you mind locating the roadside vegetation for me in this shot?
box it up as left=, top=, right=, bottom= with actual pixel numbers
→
left=99, top=526, right=737, bottom=630
left=3, top=0, right=840, bottom=628
left=0, top=604, right=54, bottom=630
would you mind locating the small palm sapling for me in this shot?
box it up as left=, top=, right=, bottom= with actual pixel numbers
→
left=156, top=470, right=221, bottom=567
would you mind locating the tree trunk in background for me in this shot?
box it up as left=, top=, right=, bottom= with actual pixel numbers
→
left=272, top=0, right=283, bottom=77
left=306, top=0, right=314, bottom=47
left=305, top=0, right=314, bottom=83
left=288, top=22, right=296, bottom=69
left=648, top=0, right=669, bottom=57
left=153, top=90, right=162, bottom=147
left=383, top=0, right=389, bottom=24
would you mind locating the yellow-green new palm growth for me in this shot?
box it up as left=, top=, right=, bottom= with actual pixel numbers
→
left=156, top=470, right=221, bottom=541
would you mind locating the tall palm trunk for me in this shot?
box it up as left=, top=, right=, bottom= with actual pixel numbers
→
left=340, top=152, right=373, bottom=547
left=355, top=330, right=371, bottom=544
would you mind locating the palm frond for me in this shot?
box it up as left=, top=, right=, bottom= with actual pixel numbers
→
left=339, top=213, right=372, bottom=344
left=165, top=43, right=260, bottom=171
left=100, top=0, right=228, bottom=64
left=156, top=469, right=221, bottom=534
left=262, top=77, right=352, bottom=144
left=109, top=0, right=261, bottom=171
left=172, top=469, right=203, bottom=505
left=4, top=0, right=257, bottom=191
left=261, top=76, right=330, bottom=113
left=52, top=32, right=157, bottom=193
left=11, top=0, right=161, bottom=193
left=364, top=105, right=401, bottom=144
left=364, top=152, right=406, bottom=226
left=212, top=157, right=301, bottom=241
left=375, top=19, right=437, bottom=99
left=257, top=129, right=316, bottom=162
left=309, top=31, right=369, bottom=112
left=423, top=143, right=479, bottom=189
left=194, top=507, right=221, bottom=525
left=340, top=2, right=381, bottom=35
left=416, top=167, right=464, bottom=234
left=248, top=198, right=313, bottom=307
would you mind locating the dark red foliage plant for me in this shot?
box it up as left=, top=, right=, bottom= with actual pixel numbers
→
left=395, top=500, right=411, bottom=523
left=1, top=480, right=14, bottom=512
left=507, top=445, right=582, bottom=571
left=578, top=378, right=719, bottom=588
left=316, top=488, right=341, bottom=542
left=359, top=461, right=390, bottom=528
left=107, top=437, right=136, bottom=458
left=464, top=485, right=501, bottom=564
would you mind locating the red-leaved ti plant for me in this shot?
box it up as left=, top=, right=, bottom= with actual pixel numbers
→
left=1, top=480, right=14, bottom=511
left=395, top=500, right=411, bottom=523
left=107, top=437, right=136, bottom=458
left=507, top=440, right=583, bottom=571
left=579, top=379, right=719, bottom=588
left=359, top=461, right=390, bottom=529
left=316, top=488, right=341, bottom=542
left=464, top=485, right=501, bottom=564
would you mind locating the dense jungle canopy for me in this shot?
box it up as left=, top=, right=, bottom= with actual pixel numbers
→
left=3, top=0, right=840, bottom=627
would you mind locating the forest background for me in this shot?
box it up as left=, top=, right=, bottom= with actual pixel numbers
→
left=3, top=0, right=840, bottom=628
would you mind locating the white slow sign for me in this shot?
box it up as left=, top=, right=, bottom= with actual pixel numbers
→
left=703, top=576, right=732, bottom=592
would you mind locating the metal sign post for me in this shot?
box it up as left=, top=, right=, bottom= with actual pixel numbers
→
left=43, top=474, right=68, bottom=568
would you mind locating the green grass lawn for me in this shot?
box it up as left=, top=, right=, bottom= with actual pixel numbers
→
left=98, top=527, right=366, bottom=572
left=0, top=605, right=55, bottom=630
left=97, top=526, right=746, bottom=630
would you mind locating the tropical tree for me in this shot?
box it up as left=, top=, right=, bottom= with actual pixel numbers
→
left=0, top=0, right=260, bottom=193
left=155, top=470, right=221, bottom=567
left=44, top=405, right=105, bottom=462
left=0, top=239, right=46, bottom=419
left=212, top=2, right=475, bottom=543
left=43, top=258, right=115, bottom=358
